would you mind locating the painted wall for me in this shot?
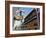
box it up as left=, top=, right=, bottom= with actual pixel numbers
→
left=6, top=0, right=45, bottom=3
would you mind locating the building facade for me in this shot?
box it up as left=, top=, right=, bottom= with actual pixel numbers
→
left=21, top=8, right=40, bottom=30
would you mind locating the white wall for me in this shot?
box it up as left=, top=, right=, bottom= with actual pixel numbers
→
left=0, top=0, right=46, bottom=38
left=6, top=0, right=45, bottom=3
left=0, top=0, right=5, bottom=37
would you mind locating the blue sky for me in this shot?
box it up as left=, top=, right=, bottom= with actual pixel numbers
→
left=13, top=7, right=33, bottom=18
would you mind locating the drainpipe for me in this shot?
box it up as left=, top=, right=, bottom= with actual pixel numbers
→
left=35, top=8, right=39, bottom=29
